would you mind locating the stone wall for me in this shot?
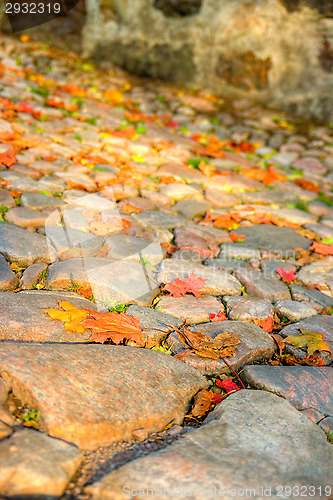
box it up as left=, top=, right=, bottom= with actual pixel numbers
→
left=82, top=0, right=333, bottom=122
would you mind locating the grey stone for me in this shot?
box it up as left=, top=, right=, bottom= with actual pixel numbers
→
left=160, top=183, right=203, bottom=201
left=5, top=207, right=49, bottom=229
left=242, top=365, right=333, bottom=433
left=104, top=234, right=165, bottom=265
left=46, top=257, right=160, bottom=308
left=157, top=260, right=242, bottom=296
left=304, top=222, right=333, bottom=240
left=0, top=254, right=18, bottom=291
left=0, top=429, right=82, bottom=497
left=234, top=268, right=291, bottom=301
left=205, top=257, right=248, bottom=272
left=274, top=300, right=318, bottom=322
left=0, top=344, right=207, bottom=449
left=42, top=225, right=103, bottom=259
left=157, top=295, right=224, bottom=324
left=132, top=210, right=187, bottom=229
left=20, top=192, right=65, bottom=209
left=219, top=242, right=261, bottom=260
left=233, top=224, right=311, bottom=257
left=271, top=151, right=299, bottom=167
left=173, top=199, right=210, bottom=219
left=166, top=320, right=275, bottom=376
left=204, top=188, right=241, bottom=208
left=224, top=295, right=273, bottom=322
left=20, top=262, right=48, bottom=289
left=0, top=190, right=15, bottom=209
left=0, top=290, right=97, bottom=342
left=261, top=258, right=297, bottom=279
left=0, top=222, right=54, bottom=266
left=290, top=284, right=333, bottom=308
left=296, top=257, right=333, bottom=296
left=85, top=391, right=333, bottom=499
left=126, top=304, right=182, bottom=342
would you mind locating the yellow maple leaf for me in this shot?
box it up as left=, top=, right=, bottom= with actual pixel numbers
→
left=42, top=300, right=90, bottom=333
left=285, top=329, right=331, bottom=356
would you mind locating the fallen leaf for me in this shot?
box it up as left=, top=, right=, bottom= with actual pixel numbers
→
left=294, top=178, right=320, bottom=193
left=163, top=272, right=207, bottom=299
left=81, top=310, right=145, bottom=346
left=271, top=334, right=285, bottom=355
left=191, top=389, right=212, bottom=417
left=258, top=317, right=274, bottom=333
left=0, top=150, right=16, bottom=167
left=173, top=325, right=240, bottom=359
left=215, top=378, right=241, bottom=394
left=276, top=267, right=296, bottom=284
left=285, top=329, right=331, bottom=356
left=309, top=242, right=333, bottom=256
left=42, top=300, right=90, bottom=333
left=210, top=310, right=227, bottom=322
left=283, top=353, right=324, bottom=366
left=230, top=232, right=245, bottom=242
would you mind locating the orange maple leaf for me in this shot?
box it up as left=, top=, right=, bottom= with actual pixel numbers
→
left=294, top=178, right=320, bottom=193
left=81, top=310, right=144, bottom=345
left=163, top=272, right=207, bottom=298
left=230, top=231, right=245, bottom=242
left=309, top=242, right=333, bottom=255
left=259, top=317, right=274, bottom=333
left=0, top=150, right=16, bottom=167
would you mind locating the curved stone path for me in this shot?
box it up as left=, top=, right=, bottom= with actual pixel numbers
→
left=0, top=35, right=332, bottom=498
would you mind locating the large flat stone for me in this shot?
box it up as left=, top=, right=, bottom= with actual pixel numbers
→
left=157, top=295, right=223, bottom=324
left=86, top=391, right=333, bottom=499
left=0, top=290, right=96, bottom=342
left=104, top=234, right=165, bottom=265
left=0, top=344, right=207, bottom=449
left=46, top=257, right=160, bottom=308
left=233, top=224, right=311, bottom=257
left=132, top=210, right=187, bottom=229
left=242, top=366, right=333, bottom=433
left=157, top=260, right=242, bottom=296
left=0, top=222, right=54, bottom=266
left=233, top=268, right=291, bottom=301
left=43, top=225, right=104, bottom=259
left=0, top=429, right=82, bottom=497
left=166, top=320, right=275, bottom=376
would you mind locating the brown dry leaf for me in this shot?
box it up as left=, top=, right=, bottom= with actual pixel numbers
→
left=271, top=334, right=285, bottom=355
left=173, top=325, right=240, bottom=359
left=42, top=300, right=90, bottom=333
left=82, top=310, right=145, bottom=346
left=191, top=389, right=213, bottom=417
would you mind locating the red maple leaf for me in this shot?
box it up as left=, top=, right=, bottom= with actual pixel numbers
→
left=216, top=378, right=241, bottom=394
left=259, top=317, right=274, bottom=333
left=309, top=242, right=333, bottom=256
left=210, top=392, right=223, bottom=405
left=210, top=310, right=227, bottom=322
left=163, top=272, right=207, bottom=298
left=276, top=267, right=296, bottom=284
